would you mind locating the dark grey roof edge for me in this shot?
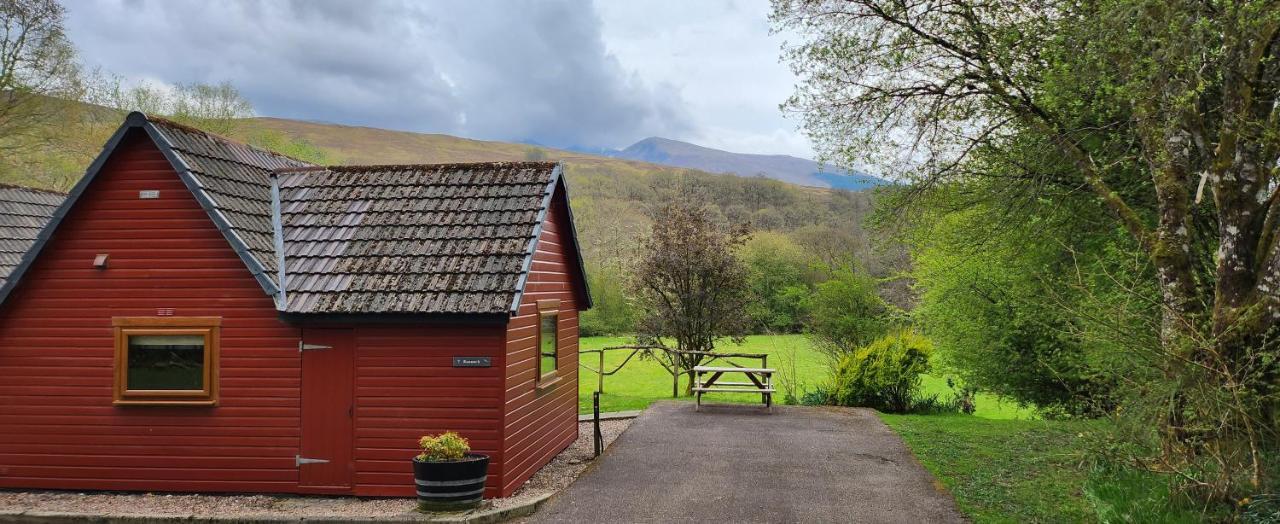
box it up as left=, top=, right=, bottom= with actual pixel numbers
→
left=0, top=114, right=138, bottom=307
left=139, top=116, right=282, bottom=300
left=507, top=162, right=593, bottom=315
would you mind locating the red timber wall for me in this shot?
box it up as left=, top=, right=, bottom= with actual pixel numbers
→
left=0, top=130, right=304, bottom=493
left=0, top=130, right=514, bottom=497
left=500, top=189, right=582, bottom=497
left=349, top=324, right=506, bottom=497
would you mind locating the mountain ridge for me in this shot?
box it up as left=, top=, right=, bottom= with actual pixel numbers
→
left=586, top=136, right=887, bottom=191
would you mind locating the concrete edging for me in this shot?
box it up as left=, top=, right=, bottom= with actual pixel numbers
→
left=0, top=493, right=554, bottom=524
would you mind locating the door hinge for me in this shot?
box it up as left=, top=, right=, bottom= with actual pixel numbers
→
left=299, top=342, right=332, bottom=352
left=296, top=455, right=330, bottom=466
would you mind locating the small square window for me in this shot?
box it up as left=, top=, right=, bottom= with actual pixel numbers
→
left=113, top=317, right=220, bottom=406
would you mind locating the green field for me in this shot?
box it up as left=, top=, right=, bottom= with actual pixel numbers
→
left=577, top=334, right=1032, bottom=419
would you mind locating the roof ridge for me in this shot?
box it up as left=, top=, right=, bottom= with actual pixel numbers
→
left=273, top=166, right=328, bottom=174
left=323, top=161, right=559, bottom=172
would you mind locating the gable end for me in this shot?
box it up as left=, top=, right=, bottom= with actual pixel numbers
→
left=0, top=112, right=284, bottom=308
left=508, top=164, right=593, bottom=315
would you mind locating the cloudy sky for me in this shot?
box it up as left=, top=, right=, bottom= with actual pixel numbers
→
left=63, top=0, right=813, bottom=158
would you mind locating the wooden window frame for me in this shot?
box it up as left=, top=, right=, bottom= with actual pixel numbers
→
left=535, top=299, right=561, bottom=386
left=112, top=317, right=221, bottom=406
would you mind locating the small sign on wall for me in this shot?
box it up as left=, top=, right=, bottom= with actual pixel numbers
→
left=139, top=190, right=160, bottom=199
left=453, top=357, right=491, bottom=368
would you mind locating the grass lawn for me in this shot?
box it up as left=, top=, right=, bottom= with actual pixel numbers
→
left=879, top=414, right=1099, bottom=522
left=577, top=334, right=1032, bottom=419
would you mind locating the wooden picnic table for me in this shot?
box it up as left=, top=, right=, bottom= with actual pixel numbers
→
left=692, top=366, right=776, bottom=412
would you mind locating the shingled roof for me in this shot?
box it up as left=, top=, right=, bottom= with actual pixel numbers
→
left=276, top=162, right=565, bottom=315
left=0, top=112, right=590, bottom=317
left=0, top=185, right=65, bottom=288
left=149, top=117, right=313, bottom=280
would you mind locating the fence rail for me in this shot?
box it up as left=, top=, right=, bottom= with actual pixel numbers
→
left=579, top=345, right=767, bottom=396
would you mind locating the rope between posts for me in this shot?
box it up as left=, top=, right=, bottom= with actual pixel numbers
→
left=578, top=347, right=645, bottom=376
left=579, top=346, right=768, bottom=375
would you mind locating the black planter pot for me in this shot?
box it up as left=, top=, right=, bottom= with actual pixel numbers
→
left=412, top=453, right=490, bottom=511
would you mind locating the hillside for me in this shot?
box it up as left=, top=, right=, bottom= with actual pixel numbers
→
left=245, top=118, right=886, bottom=192
left=233, top=117, right=885, bottom=273
left=0, top=109, right=894, bottom=287
left=244, top=117, right=654, bottom=170
left=602, top=136, right=887, bottom=191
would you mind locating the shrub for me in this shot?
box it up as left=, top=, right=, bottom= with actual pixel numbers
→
left=416, top=431, right=470, bottom=462
left=800, top=386, right=833, bottom=406
left=831, top=329, right=932, bottom=413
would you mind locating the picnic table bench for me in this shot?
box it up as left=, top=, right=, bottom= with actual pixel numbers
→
left=693, top=366, right=776, bottom=412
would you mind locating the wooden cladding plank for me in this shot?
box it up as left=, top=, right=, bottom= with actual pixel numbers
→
left=497, top=191, right=584, bottom=497
left=349, top=323, right=508, bottom=491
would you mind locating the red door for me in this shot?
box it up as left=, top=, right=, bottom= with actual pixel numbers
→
left=299, top=328, right=355, bottom=492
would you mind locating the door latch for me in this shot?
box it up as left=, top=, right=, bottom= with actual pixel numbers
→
left=298, top=342, right=332, bottom=352
left=296, top=455, right=330, bottom=466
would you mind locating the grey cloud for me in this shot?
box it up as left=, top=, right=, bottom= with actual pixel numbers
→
left=63, top=0, right=692, bottom=149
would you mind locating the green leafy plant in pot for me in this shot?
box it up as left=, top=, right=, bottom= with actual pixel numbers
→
left=412, top=431, right=490, bottom=511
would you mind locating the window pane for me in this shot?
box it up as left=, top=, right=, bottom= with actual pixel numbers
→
left=127, top=334, right=205, bottom=390
left=539, top=315, right=557, bottom=376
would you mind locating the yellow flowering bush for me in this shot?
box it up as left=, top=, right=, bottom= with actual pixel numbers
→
left=416, top=431, right=470, bottom=462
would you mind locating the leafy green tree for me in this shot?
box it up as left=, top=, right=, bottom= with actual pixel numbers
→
left=806, top=266, right=889, bottom=360
left=910, top=189, right=1135, bottom=416
left=775, top=0, right=1280, bottom=500
left=740, top=231, right=817, bottom=332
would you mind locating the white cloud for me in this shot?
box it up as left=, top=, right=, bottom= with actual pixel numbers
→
left=65, top=0, right=812, bottom=157
left=593, top=0, right=813, bottom=158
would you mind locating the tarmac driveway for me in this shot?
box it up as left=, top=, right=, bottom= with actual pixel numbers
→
left=526, top=401, right=965, bottom=524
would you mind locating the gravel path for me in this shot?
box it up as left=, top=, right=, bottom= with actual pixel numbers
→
left=0, top=419, right=631, bottom=520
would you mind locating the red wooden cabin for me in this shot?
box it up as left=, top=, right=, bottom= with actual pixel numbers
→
left=0, top=112, right=590, bottom=498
